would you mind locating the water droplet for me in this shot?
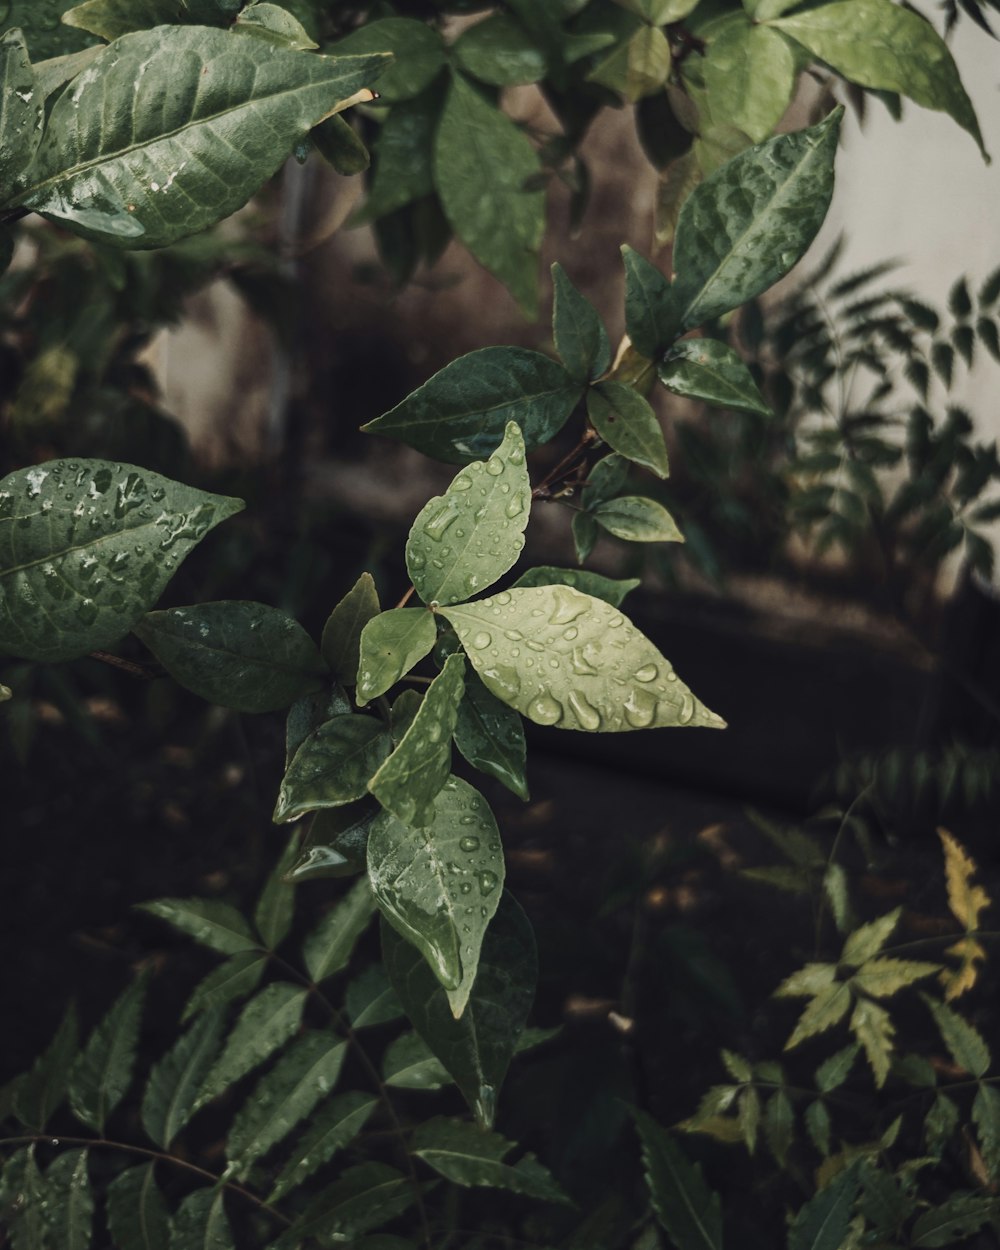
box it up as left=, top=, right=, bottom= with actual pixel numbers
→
left=452, top=475, right=472, bottom=491
left=529, top=694, right=562, bottom=725
left=478, top=870, right=499, bottom=894
left=563, top=626, right=578, bottom=641
left=635, top=663, right=658, bottom=682
left=549, top=588, right=587, bottom=626
left=460, top=881, right=473, bottom=894
left=678, top=692, right=695, bottom=725
left=424, top=502, right=459, bottom=540
left=460, top=835, right=480, bottom=852
left=495, top=591, right=511, bottom=605
left=485, top=457, right=503, bottom=476
left=571, top=647, right=600, bottom=677
left=624, top=687, right=657, bottom=728
left=504, top=629, right=523, bottom=641
left=505, top=491, right=526, bottom=519
left=483, top=665, right=520, bottom=700
left=567, top=690, right=601, bottom=730
left=472, top=631, right=492, bottom=649
left=409, top=549, right=426, bottom=568
left=608, top=614, right=624, bottom=628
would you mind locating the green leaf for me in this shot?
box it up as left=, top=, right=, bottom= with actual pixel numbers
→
left=593, top=497, right=684, bottom=543
left=622, top=246, right=675, bottom=358
left=382, top=890, right=537, bottom=1128
left=383, top=1030, right=452, bottom=1090
left=582, top=453, right=631, bottom=509
left=368, top=774, right=504, bottom=1013
left=406, top=422, right=530, bottom=606
left=61, top=0, right=187, bottom=40
left=784, top=981, right=852, bottom=1049
left=0, top=1147, right=46, bottom=1250
left=311, top=112, right=370, bottom=175
left=911, top=1193, right=999, bottom=1248
left=454, top=670, right=529, bottom=801
left=356, top=93, right=437, bottom=222
left=356, top=609, right=437, bottom=706
left=0, top=1, right=97, bottom=60
left=169, top=1188, right=233, bottom=1250
left=391, top=689, right=425, bottom=744
left=0, top=31, right=43, bottom=187
left=974, top=1083, right=1000, bottom=1180
left=788, top=1165, right=860, bottom=1250
left=763, top=1089, right=794, bottom=1166
left=634, top=1110, right=722, bottom=1250
left=285, top=687, right=351, bottom=768
left=227, top=1031, right=346, bottom=1177
left=253, top=834, right=301, bottom=952
left=287, top=806, right=375, bottom=882
left=106, top=1164, right=170, bottom=1250
left=804, top=1100, right=831, bottom=1156
left=841, top=908, right=900, bottom=966
left=364, top=346, right=581, bottom=465
left=68, top=972, right=147, bottom=1132
left=511, top=566, right=640, bottom=608
left=443, top=587, right=723, bottom=733
left=321, top=572, right=380, bottom=686
left=659, top=339, right=770, bottom=416
left=771, top=0, right=987, bottom=159
left=43, top=1149, right=92, bottom=1250
left=589, top=24, right=671, bottom=102
left=850, top=997, right=894, bottom=1088
left=703, top=21, right=797, bottom=144
left=552, top=263, right=611, bottom=384
left=671, top=110, right=842, bottom=333
left=346, top=965, right=404, bottom=1029
left=331, top=17, right=444, bottom=103
left=137, top=898, right=258, bottom=955
left=273, top=714, right=392, bottom=824
left=268, top=1091, right=378, bottom=1202
left=776, top=963, right=837, bottom=998
left=434, top=72, right=545, bottom=316
left=815, top=1043, right=858, bottom=1092
left=196, top=983, right=307, bottom=1108
left=302, top=876, right=375, bottom=983
left=572, top=512, right=598, bottom=564
left=453, top=13, right=546, bottom=86
left=0, top=461, right=243, bottom=664
left=134, top=602, right=323, bottom=713
left=15, top=30, right=389, bottom=247
left=181, top=951, right=267, bottom=1023
left=232, top=2, right=317, bottom=49
left=368, top=653, right=465, bottom=829
left=140, top=1010, right=224, bottom=1149
left=922, top=994, right=990, bottom=1078
left=13, top=1004, right=78, bottom=1131
left=275, top=1163, right=417, bottom=1248
left=587, top=382, right=670, bottom=478
left=850, top=957, right=941, bottom=998
left=411, top=1117, right=570, bottom=1203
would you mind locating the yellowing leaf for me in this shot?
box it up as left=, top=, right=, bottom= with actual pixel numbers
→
left=939, top=829, right=990, bottom=933
left=785, top=980, right=852, bottom=1049
left=775, top=962, right=836, bottom=998
left=850, top=997, right=894, bottom=1088
left=850, top=957, right=941, bottom=998
left=941, top=936, right=987, bottom=1001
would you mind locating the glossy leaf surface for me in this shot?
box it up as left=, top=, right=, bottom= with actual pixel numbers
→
left=356, top=608, right=437, bottom=705
left=0, top=31, right=43, bottom=186
left=44, top=1148, right=93, bottom=1250
left=406, top=422, right=530, bottom=606
left=137, top=898, right=258, bottom=955
left=274, top=714, right=391, bottom=824
left=382, top=891, right=537, bottom=1128
left=368, top=774, right=504, bottom=1013
left=443, top=587, right=723, bottom=732
left=587, top=381, right=670, bottom=478
left=364, top=347, right=582, bottom=464
left=182, top=952, right=267, bottom=1023
left=196, top=983, right=307, bottom=1108
left=68, top=972, right=147, bottom=1132
left=141, top=1010, right=224, bottom=1148
left=302, top=876, right=375, bottom=983
left=622, top=245, right=675, bottom=358
left=552, top=262, right=611, bottom=383
left=0, top=460, right=242, bottom=663
left=454, top=670, right=529, bottom=801
left=135, top=601, right=324, bottom=713
left=383, top=1030, right=451, bottom=1090
left=635, top=1110, right=722, bottom=1250
left=169, top=1187, right=233, bottom=1250
left=321, top=571, right=380, bottom=686
left=106, top=1164, right=170, bottom=1250
left=275, top=1162, right=417, bottom=1247
left=511, top=566, right=640, bottom=607
left=268, top=1091, right=378, bottom=1201
left=411, top=1117, right=570, bottom=1202
left=593, top=496, right=685, bottom=543
left=659, top=339, right=770, bottom=416
left=332, top=17, right=444, bottom=103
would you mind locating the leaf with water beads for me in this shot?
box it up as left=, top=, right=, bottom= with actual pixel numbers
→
left=368, top=774, right=505, bottom=1015
left=411, top=1116, right=571, bottom=1203
left=454, top=670, right=529, bottom=801
left=512, top=566, right=641, bottom=608
left=0, top=31, right=44, bottom=186
left=658, top=339, right=771, bottom=417
left=406, top=421, right=530, bottom=607
left=273, top=714, right=392, bottom=824
left=106, top=1163, right=170, bottom=1250
left=0, top=459, right=243, bottom=663
left=442, top=586, right=724, bottom=733
left=268, top=1091, right=378, bottom=1201
left=356, top=608, right=437, bottom=706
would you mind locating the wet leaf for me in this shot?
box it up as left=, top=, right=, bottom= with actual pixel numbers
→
left=285, top=688, right=351, bottom=768
left=287, top=805, right=375, bottom=882
left=321, top=572, right=380, bottom=686
left=383, top=1030, right=452, bottom=1090
left=364, top=347, right=581, bottom=465
left=455, top=670, right=529, bottom=801
left=137, top=898, right=259, bottom=955
left=511, top=566, right=640, bottom=607
left=443, top=587, right=721, bottom=733
left=169, top=1187, right=233, bottom=1250
left=195, top=983, right=308, bottom=1108
left=331, top=17, right=444, bottom=103
left=552, top=262, right=611, bottom=384
left=141, top=1010, right=224, bottom=1149
left=346, top=964, right=404, bottom=1029
left=0, top=460, right=242, bottom=664
left=302, top=876, right=375, bottom=983
left=69, top=971, right=148, bottom=1132
left=0, top=31, right=43, bottom=186
left=106, top=1163, right=170, bottom=1250
left=635, top=1110, right=723, bottom=1250
left=659, top=339, right=770, bottom=416
left=43, top=1148, right=92, bottom=1250
left=412, top=1117, right=570, bottom=1203
left=368, top=774, right=504, bottom=1012
left=268, top=1091, right=378, bottom=1201
left=572, top=512, right=598, bottom=564
left=587, top=382, right=669, bottom=478
left=181, top=952, right=267, bottom=1023
left=356, top=608, right=437, bottom=706
left=391, top=690, right=423, bottom=744
left=253, top=833, right=301, bottom=951
left=135, top=601, right=324, bottom=713
left=621, top=246, right=675, bottom=358
left=273, top=714, right=392, bottom=824
left=382, top=891, right=536, bottom=1128
left=0, top=1, right=96, bottom=61
left=368, top=653, right=465, bottom=829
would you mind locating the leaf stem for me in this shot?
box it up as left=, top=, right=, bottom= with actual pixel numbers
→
left=395, top=585, right=416, bottom=609
left=88, top=650, right=159, bottom=680
left=531, top=429, right=595, bottom=500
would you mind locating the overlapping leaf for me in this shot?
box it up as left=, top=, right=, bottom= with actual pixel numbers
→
left=454, top=670, right=529, bottom=801
left=411, top=1117, right=569, bottom=1202
left=0, top=30, right=43, bottom=187
left=195, top=983, right=307, bottom=1108
left=635, top=1110, right=723, bottom=1250
left=552, top=262, right=611, bottom=383
left=587, top=382, right=670, bottom=478
left=321, top=572, right=380, bottom=687
left=302, top=876, right=375, bottom=983
left=268, top=1091, right=378, bottom=1201
left=511, top=566, right=640, bottom=607
left=68, top=972, right=148, bottom=1132
left=356, top=608, right=437, bottom=705
left=274, top=714, right=391, bottom=823
left=659, top=339, right=770, bottom=416
left=141, top=1009, right=224, bottom=1148
left=106, top=1163, right=170, bottom=1250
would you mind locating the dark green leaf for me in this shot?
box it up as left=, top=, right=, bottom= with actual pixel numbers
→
left=1, top=1148, right=48, bottom=1250
left=582, top=453, right=631, bottom=508
left=268, top=1091, right=378, bottom=1202
left=455, top=670, right=529, bottom=801
left=588, top=382, right=670, bottom=478
left=976, top=317, right=1000, bottom=364
left=0, top=461, right=242, bottom=664
left=552, top=262, right=611, bottom=384
left=43, top=1149, right=92, bottom=1250
left=594, top=496, right=684, bottom=543
left=137, top=898, right=258, bottom=955
left=196, top=983, right=307, bottom=1109
left=106, top=1164, right=170, bottom=1250
left=141, top=1010, right=224, bottom=1149
left=659, top=339, right=770, bottom=416
left=321, top=572, right=380, bottom=686
left=13, top=1004, right=78, bottom=1131
left=0, top=1, right=97, bottom=60
left=61, top=0, right=188, bottom=40
left=979, top=265, right=1000, bottom=307
left=274, top=1163, right=417, bottom=1248
left=311, top=113, right=370, bottom=175
left=922, top=994, right=990, bottom=1077
left=346, top=964, right=403, bottom=1029
left=453, top=13, right=546, bottom=86
left=331, top=18, right=444, bottom=103
left=68, top=972, right=147, bottom=1133
left=911, top=1193, right=998, bottom=1247
left=368, top=774, right=504, bottom=1013
left=364, top=347, right=581, bottom=465
left=391, top=690, right=423, bottom=744
left=572, top=512, right=598, bottom=564
left=634, top=1110, right=723, bottom=1250
left=356, top=609, right=437, bottom=705
left=621, top=246, right=675, bottom=358
left=302, top=877, right=375, bottom=983
left=804, top=1099, right=831, bottom=1156
left=511, top=566, right=640, bottom=607
left=285, top=688, right=351, bottom=769
left=763, top=1089, right=794, bottom=1167
left=181, top=952, right=267, bottom=1024
left=788, top=1165, right=861, bottom=1250
left=273, top=714, right=391, bottom=824
left=168, top=1188, right=233, bottom=1250
left=254, top=834, right=301, bottom=952
left=135, top=601, right=323, bottom=713
left=287, top=805, right=375, bottom=882
left=356, top=94, right=438, bottom=222
left=411, top=1117, right=570, bottom=1203
left=0, top=31, right=43, bottom=186
left=382, top=891, right=537, bottom=1128
left=383, top=1030, right=452, bottom=1090
left=973, top=1082, right=1000, bottom=1180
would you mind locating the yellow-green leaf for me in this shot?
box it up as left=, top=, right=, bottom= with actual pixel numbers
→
left=841, top=907, right=900, bottom=968
left=850, top=957, right=941, bottom=998
left=850, top=997, right=894, bottom=1087
left=785, top=980, right=852, bottom=1049
left=356, top=608, right=437, bottom=706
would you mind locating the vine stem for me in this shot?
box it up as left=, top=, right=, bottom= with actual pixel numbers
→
left=0, top=1134, right=290, bottom=1226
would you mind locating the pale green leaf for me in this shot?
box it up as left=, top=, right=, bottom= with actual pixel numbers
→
left=434, top=72, right=545, bottom=316
left=721, top=1049, right=752, bottom=1081
left=634, top=1110, right=723, bottom=1250
left=850, top=957, right=941, bottom=998
left=331, top=17, right=444, bottom=103
left=233, top=2, right=317, bottom=49
left=345, top=965, right=403, bottom=1029
left=226, top=1032, right=346, bottom=1177
left=273, top=714, right=391, bottom=824
left=659, top=339, right=770, bottom=416
left=356, top=609, right=437, bottom=706
left=587, top=382, right=670, bottom=478
left=788, top=1165, right=860, bottom=1250
left=0, top=31, right=43, bottom=186
left=106, top=1163, right=169, bottom=1250
left=274, top=1163, right=417, bottom=1248
left=443, top=587, right=723, bottom=733
left=911, top=1193, right=998, bottom=1248
left=411, top=1117, right=570, bottom=1203
left=68, top=972, right=148, bottom=1132
left=391, top=690, right=422, bottom=744
left=253, top=833, right=301, bottom=952
left=181, top=952, right=267, bottom=1024
left=0, top=461, right=242, bottom=664
left=841, top=907, right=900, bottom=967
left=621, top=246, right=675, bottom=358
left=850, top=997, right=894, bottom=1087
left=406, top=422, right=530, bottom=606
left=16, top=30, right=389, bottom=247
left=594, top=496, right=684, bottom=543
left=589, top=24, right=671, bottom=102
left=671, top=110, right=842, bottom=333
left=511, top=566, right=640, bottom=608
left=552, top=262, right=611, bottom=384
left=134, top=601, right=324, bottom=714
left=815, top=1043, right=858, bottom=1092
left=168, top=1187, right=233, bottom=1250
left=196, top=983, right=307, bottom=1109
left=302, top=876, right=375, bottom=983
left=267, top=1091, right=378, bottom=1202
left=137, top=898, right=258, bottom=955
left=368, top=774, right=504, bottom=1011
left=973, top=1083, right=1000, bottom=1180
left=140, top=1010, right=224, bottom=1149
left=738, top=1085, right=761, bottom=1153
left=454, top=670, right=529, bottom=801
left=364, top=347, right=581, bottom=464
left=13, top=1004, right=78, bottom=1131
left=43, top=1149, right=92, bottom=1250
left=452, top=13, right=546, bottom=87
left=368, top=653, right=465, bottom=829
left=824, top=862, right=852, bottom=933
left=784, top=981, right=852, bottom=1049
left=321, top=572, right=380, bottom=686
left=383, top=1030, right=452, bottom=1090
left=703, top=20, right=797, bottom=144
left=771, top=0, right=986, bottom=159
left=382, top=891, right=536, bottom=1128
left=921, top=994, right=990, bottom=1078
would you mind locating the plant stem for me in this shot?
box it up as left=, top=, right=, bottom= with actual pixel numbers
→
left=395, top=585, right=416, bottom=609
left=531, top=429, right=596, bottom=500
left=88, top=651, right=158, bottom=680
